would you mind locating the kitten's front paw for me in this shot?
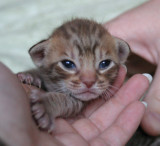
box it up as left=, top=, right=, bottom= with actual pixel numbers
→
left=29, top=89, right=54, bottom=133
left=17, top=72, right=41, bottom=88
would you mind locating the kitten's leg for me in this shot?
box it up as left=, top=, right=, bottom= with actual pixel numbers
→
left=29, top=89, right=84, bottom=133
left=17, top=70, right=41, bottom=88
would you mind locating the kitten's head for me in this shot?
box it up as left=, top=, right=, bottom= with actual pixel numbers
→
left=29, top=19, right=130, bottom=101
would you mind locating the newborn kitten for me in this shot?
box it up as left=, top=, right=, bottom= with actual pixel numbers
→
left=18, top=18, right=130, bottom=132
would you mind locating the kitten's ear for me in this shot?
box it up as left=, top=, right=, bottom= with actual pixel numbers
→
left=29, top=40, right=49, bottom=67
left=114, top=37, right=130, bottom=64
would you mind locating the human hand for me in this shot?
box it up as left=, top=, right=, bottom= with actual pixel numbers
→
left=0, top=63, right=149, bottom=146
left=22, top=66, right=149, bottom=146
left=104, top=0, right=160, bottom=136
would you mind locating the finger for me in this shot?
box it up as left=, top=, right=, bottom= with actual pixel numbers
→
left=108, top=65, right=127, bottom=94
left=54, top=119, right=77, bottom=134
left=90, top=101, right=146, bottom=146
left=72, top=118, right=100, bottom=141
left=83, top=65, right=127, bottom=118
left=142, top=64, right=160, bottom=135
left=111, top=65, right=127, bottom=92
left=89, top=74, right=150, bottom=132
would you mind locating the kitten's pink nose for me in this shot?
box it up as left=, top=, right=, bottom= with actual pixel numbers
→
left=80, top=70, right=96, bottom=88
left=83, top=81, right=95, bottom=88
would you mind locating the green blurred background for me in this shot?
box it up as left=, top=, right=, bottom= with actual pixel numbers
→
left=0, top=0, right=147, bottom=72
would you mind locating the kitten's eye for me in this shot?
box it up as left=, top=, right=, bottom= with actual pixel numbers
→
left=99, top=59, right=111, bottom=70
left=61, top=60, right=76, bottom=69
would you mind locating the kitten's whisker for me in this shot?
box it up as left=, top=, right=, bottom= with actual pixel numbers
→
left=105, top=91, right=110, bottom=100
left=101, top=87, right=116, bottom=101
left=107, top=88, right=114, bottom=95
left=108, top=85, right=119, bottom=90
left=101, top=90, right=111, bottom=101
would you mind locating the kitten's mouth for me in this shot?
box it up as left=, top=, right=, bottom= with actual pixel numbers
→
left=78, top=90, right=95, bottom=94
left=73, top=89, right=99, bottom=101
left=75, top=89, right=96, bottom=95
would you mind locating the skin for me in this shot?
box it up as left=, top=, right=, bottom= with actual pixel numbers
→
left=0, top=62, right=149, bottom=146
left=104, top=0, right=160, bottom=136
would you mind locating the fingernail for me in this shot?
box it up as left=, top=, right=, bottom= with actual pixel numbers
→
left=122, top=65, right=127, bottom=72
left=142, top=73, right=152, bottom=83
left=141, top=101, right=148, bottom=108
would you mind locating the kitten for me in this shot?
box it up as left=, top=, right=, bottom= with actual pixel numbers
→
left=17, top=18, right=130, bottom=132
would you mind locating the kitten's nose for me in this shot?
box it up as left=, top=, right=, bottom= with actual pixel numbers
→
left=83, top=81, right=95, bottom=88
left=80, top=70, right=96, bottom=88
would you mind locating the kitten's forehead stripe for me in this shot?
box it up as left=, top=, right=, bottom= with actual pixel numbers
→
left=73, top=40, right=83, bottom=56
left=61, top=52, right=69, bottom=57
left=92, top=41, right=98, bottom=55
left=70, top=26, right=77, bottom=33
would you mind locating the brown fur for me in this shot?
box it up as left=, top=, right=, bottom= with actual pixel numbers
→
left=18, top=18, right=130, bottom=132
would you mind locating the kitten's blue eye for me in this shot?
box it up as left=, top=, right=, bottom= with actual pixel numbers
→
left=61, top=60, right=76, bottom=69
left=99, top=59, right=111, bottom=70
